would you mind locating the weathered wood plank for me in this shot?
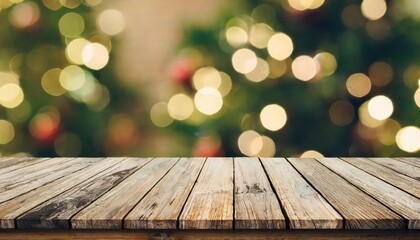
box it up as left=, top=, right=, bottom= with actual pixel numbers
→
left=394, top=158, right=420, bottom=168
left=124, top=157, right=206, bottom=229
left=0, top=158, right=90, bottom=203
left=0, top=157, right=48, bottom=170
left=287, top=158, right=404, bottom=229
left=367, top=157, right=419, bottom=180
left=179, top=157, right=233, bottom=229
left=341, top=158, right=420, bottom=198
left=71, top=157, right=179, bottom=229
left=317, top=157, right=420, bottom=229
left=261, top=158, right=342, bottom=229
left=16, top=158, right=152, bottom=229
left=234, top=157, right=285, bottom=229
left=0, top=229, right=419, bottom=240
left=0, top=158, right=124, bottom=229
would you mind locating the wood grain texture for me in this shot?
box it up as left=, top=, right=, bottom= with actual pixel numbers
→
left=0, top=158, right=87, bottom=203
left=341, top=157, right=420, bottom=198
left=16, top=158, right=152, bottom=229
left=395, top=158, right=420, bottom=168
left=287, top=158, right=404, bottom=229
left=71, top=157, right=179, bottom=229
left=0, top=157, right=49, bottom=172
left=234, top=157, right=285, bottom=229
left=179, top=157, right=233, bottom=229
left=317, top=157, right=420, bottom=229
left=124, top=158, right=206, bottom=229
left=0, top=230, right=419, bottom=240
left=0, top=158, right=123, bottom=229
left=367, top=157, right=419, bottom=180
left=261, top=158, right=342, bottom=229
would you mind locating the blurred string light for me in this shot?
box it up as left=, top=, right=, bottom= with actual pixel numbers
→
left=232, top=48, right=258, bottom=74
left=0, top=120, right=15, bottom=145
left=167, top=94, right=194, bottom=120
left=267, top=33, right=293, bottom=61
left=346, top=73, right=372, bottom=98
left=194, top=87, right=223, bottom=115
left=415, top=88, right=420, bottom=108
left=59, top=12, right=85, bottom=38
left=361, top=0, right=387, bottom=21
left=376, top=119, right=400, bottom=146
left=66, top=38, right=90, bottom=65
left=367, top=95, right=394, bottom=121
left=28, top=107, right=60, bottom=142
left=8, top=1, right=40, bottom=29
left=369, top=61, right=393, bottom=87
left=314, top=52, right=337, bottom=78
left=396, top=126, right=420, bottom=153
left=41, top=68, right=66, bottom=96
left=329, top=100, right=355, bottom=126
left=82, top=42, right=109, bottom=70
left=225, top=26, right=248, bottom=48
left=287, top=0, right=325, bottom=11
left=292, top=55, right=318, bottom=81
left=245, top=58, right=270, bottom=82
left=238, top=130, right=276, bottom=157
left=301, top=150, right=324, bottom=158
left=193, top=67, right=221, bottom=90
left=150, top=102, right=173, bottom=127
left=97, top=9, right=125, bottom=36
left=260, top=104, right=287, bottom=131
left=249, top=23, right=274, bottom=49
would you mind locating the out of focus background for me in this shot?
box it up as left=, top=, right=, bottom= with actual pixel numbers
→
left=0, top=0, right=419, bottom=157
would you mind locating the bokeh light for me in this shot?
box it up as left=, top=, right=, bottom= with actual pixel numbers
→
left=59, top=65, right=86, bottom=91
left=359, top=101, right=383, bottom=128
left=301, top=150, right=324, bottom=158
left=29, top=108, right=60, bottom=142
left=238, top=130, right=263, bottom=156
left=267, top=33, right=293, bottom=61
left=260, top=104, right=287, bottom=131
left=9, top=1, right=40, bottom=29
left=376, top=119, right=400, bottom=145
left=314, top=52, right=337, bottom=77
left=43, top=0, right=62, bottom=11
left=82, top=43, right=109, bottom=70
left=415, top=88, right=420, bottom=108
left=361, top=0, right=387, bottom=21
left=218, top=72, right=232, bottom=96
left=258, top=136, right=276, bottom=157
left=232, top=48, right=258, bottom=74
left=193, top=67, right=221, bottom=90
left=0, top=120, right=15, bottom=145
left=194, top=87, right=223, bottom=115
left=249, top=23, right=273, bottom=49
left=42, top=68, right=66, bottom=96
left=245, top=58, right=270, bottom=82
left=292, top=55, right=317, bottom=81
left=66, top=38, right=90, bottom=65
left=288, top=0, right=325, bottom=11
left=98, top=9, right=126, bottom=36
left=0, top=83, right=24, bottom=108
left=59, top=12, right=85, bottom=38
left=329, top=100, right=355, bottom=126
left=346, top=73, right=371, bottom=98
left=150, top=102, right=173, bottom=127
left=368, top=95, right=393, bottom=121
left=167, top=94, right=194, bottom=120
left=368, top=61, right=393, bottom=87
left=226, top=26, right=248, bottom=48
left=396, top=126, right=420, bottom=153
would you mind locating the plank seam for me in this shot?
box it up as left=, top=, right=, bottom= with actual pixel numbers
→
left=394, top=158, right=420, bottom=168
left=339, top=158, right=420, bottom=200
left=65, top=157, right=153, bottom=229
left=176, top=157, right=208, bottom=229
left=315, top=158, right=408, bottom=229
left=232, top=157, right=236, bottom=229
left=11, top=158, right=112, bottom=229
left=122, top=158, right=181, bottom=229
left=367, top=158, right=419, bottom=181
left=258, top=157, right=289, bottom=229
left=284, top=157, right=345, bottom=229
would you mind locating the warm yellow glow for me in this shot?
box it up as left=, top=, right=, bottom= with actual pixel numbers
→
left=150, top=102, right=173, bottom=127
left=226, top=26, right=248, bottom=48
left=192, top=67, right=221, bottom=90
left=238, top=130, right=263, bottom=156
left=258, top=136, right=276, bottom=157
left=260, top=104, right=287, bottom=131
left=98, top=9, right=125, bottom=36
left=329, top=100, right=355, bottom=126
left=359, top=101, right=383, bottom=128
left=0, top=72, right=19, bottom=86
left=301, top=150, right=324, bottom=158
left=396, top=126, right=420, bottom=153
left=267, top=33, right=293, bottom=61
left=0, top=83, right=24, bottom=108
left=314, top=52, right=337, bottom=77
left=84, top=0, right=103, bottom=6
left=194, top=87, right=223, bottom=115
left=369, top=61, right=393, bottom=87
left=218, top=72, right=232, bottom=97
left=59, top=65, right=86, bottom=91
left=346, top=73, right=371, bottom=98
left=41, top=68, right=66, bottom=96
left=9, top=1, right=40, bottom=29
left=267, top=58, right=287, bottom=78
left=167, top=94, right=194, bottom=120
left=368, top=95, right=393, bottom=121
left=292, top=55, right=318, bottom=81
left=361, top=0, right=387, bottom=21
left=0, top=120, right=15, bottom=145
left=245, top=58, right=270, bottom=82
left=66, top=38, right=90, bottom=65
left=59, top=12, right=84, bottom=38
left=249, top=23, right=274, bottom=49
left=288, top=0, right=325, bottom=11
left=82, top=43, right=109, bottom=70
left=415, top=88, right=420, bottom=108
left=232, top=48, right=258, bottom=74
left=376, top=119, right=400, bottom=145
left=43, top=0, right=62, bottom=11
left=60, top=0, right=81, bottom=9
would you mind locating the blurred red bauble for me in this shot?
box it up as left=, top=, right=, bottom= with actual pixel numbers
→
left=168, top=58, right=193, bottom=86
left=192, top=136, right=222, bottom=157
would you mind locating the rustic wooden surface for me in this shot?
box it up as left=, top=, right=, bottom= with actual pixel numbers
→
left=0, top=157, right=419, bottom=233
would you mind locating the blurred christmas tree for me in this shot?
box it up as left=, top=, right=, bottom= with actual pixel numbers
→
left=155, top=0, right=420, bottom=157
left=0, top=0, right=141, bottom=156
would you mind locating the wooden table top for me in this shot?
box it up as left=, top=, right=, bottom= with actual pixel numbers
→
left=0, top=157, right=419, bottom=231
